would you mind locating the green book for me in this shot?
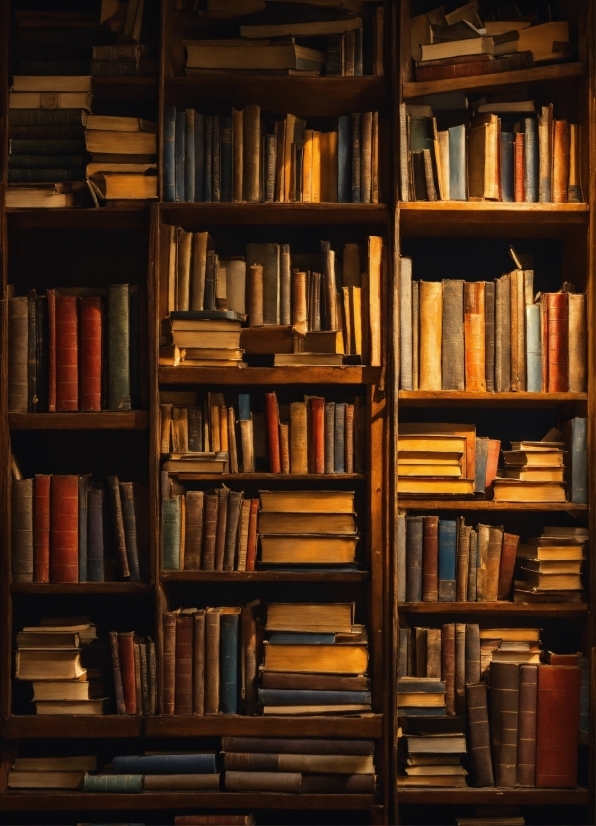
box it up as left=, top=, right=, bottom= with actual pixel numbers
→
left=161, top=496, right=181, bottom=571
left=108, top=284, right=131, bottom=411
left=83, top=773, right=143, bottom=793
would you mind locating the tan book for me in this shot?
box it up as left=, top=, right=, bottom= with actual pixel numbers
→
left=319, top=131, right=330, bottom=202
left=397, top=478, right=474, bottom=496
left=289, top=401, right=308, bottom=474
left=509, top=269, right=526, bottom=391
left=159, top=403, right=173, bottom=454
left=399, top=422, right=475, bottom=478
left=9, top=91, right=93, bottom=109
left=85, top=131, right=156, bottom=154
left=259, top=489, right=354, bottom=513
left=398, top=434, right=466, bottom=454
left=492, top=480, right=566, bottom=502
left=311, top=130, right=321, bottom=202
left=266, top=602, right=355, bottom=632
left=258, top=512, right=356, bottom=534
left=419, top=281, right=442, bottom=390
left=239, top=418, right=254, bottom=472
left=398, top=693, right=446, bottom=707
left=284, top=114, right=306, bottom=202
left=502, top=450, right=564, bottom=467
left=34, top=699, right=105, bottom=715
left=468, top=114, right=499, bottom=201
left=368, top=236, right=382, bottom=367
left=302, top=129, right=313, bottom=202
left=303, top=330, right=344, bottom=354
left=522, top=559, right=582, bottom=574
left=88, top=173, right=157, bottom=200
left=85, top=115, right=156, bottom=132
left=517, top=544, right=584, bottom=561
left=15, top=650, right=86, bottom=681
left=398, top=452, right=462, bottom=464
left=501, top=468, right=564, bottom=482
left=86, top=162, right=155, bottom=176
left=398, top=464, right=462, bottom=477
left=568, top=293, right=586, bottom=392
left=464, top=281, right=486, bottom=391
left=483, top=525, right=503, bottom=602
left=263, top=643, right=367, bottom=674
left=398, top=775, right=466, bottom=787
left=176, top=230, right=192, bottom=312
left=8, top=771, right=85, bottom=789
left=260, top=535, right=358, bottom=564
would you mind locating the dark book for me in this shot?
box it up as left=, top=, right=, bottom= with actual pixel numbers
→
left=79, top=296, right=102, bottom=412
left=441, top=623, right=455, bottom=716
left=108, top=284, right=131, bottom=411
left=54, top=295, right=78, bottom=412
left=175, top=109, right=185, bottom=202
left=258, top=689, right=371, bottom=705
left=517, top=664, right=538, bottom=787
left=204, top=608, right=221, bottom=714
left=454, top=622, right=466, bottom=715
left=221, top=737, right=374, bottom=755
left=106, top=476, right=129, bottom=579
left=484, top=281, right=495, bottom=392
left=163, top=611, right=177, bottom=715
left=175, top=614, right=194, bottom=715
left=438, top=519, right=456, bottom=602
left=301, top=774, right=375, bottom=793
left=118, top=631, right=137, bottom=714
left=223, top=490, right=243, bottom=571
left=491, top=662, right=520, bottom=787
left=161, top=495, right=181, bottom=571
left=87, top=487, right=105, bottom=582
left=184, top=109, right=195, bottom=203
left=8, top=168, right=85, bottom=183
left=8, top=297, right=28, bottom=413
left=212, top=114, right=221, bottom=203
left=202, top=493, right=218, bottom=571
left=128, top=287, right=141, bottom=411
left=120, top=482, right=141, bottom=582
left=12, top=478, right=33, bottom=583
left=184, top=490, right=204, bottom=570
left=35, top=294, right=48, bottom=412
left=33, top=475, right=50, bottom=583
left=221, top=116, right=233, bottom=202
left=109, top=630, right=126, bottom=715
left=221, top=610, right=240, bottom=714
left=214, top=486, right=229, bottom=571
left=194, top=112, right=205, bottom=202
left=466, top=681, right=494, bottom=786
left=406, top=515, right=423, bottom=603
left=113, top=753, right=217, bottom=774
left=27, top=291, right=37, bottom=412
left=334, top=402, right=346, bottom=473
left=163, top=105, right=176, bottom=202
left=536, top=665, right=581, bottom=788
left=563, top=418, right=587, bottom=504
left=338, top=115, right=350, bottom=203
left=203, top=115, right=213, bottom=202
left=77, top=475, right=90, bottom=583
left=351, top=112, right=361, bottom=203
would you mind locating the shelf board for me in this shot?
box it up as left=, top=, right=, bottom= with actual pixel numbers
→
left=1, top=716, right=142, bottom=738
left=159, top=202, right=390, bottom=227
left=8, top=411, right=150, bottom=430
left=397, top=787, right=589, bottom=805
left=166, top=473, right=365, bottom=481
left=161, top=571, right=369, bottom=583
left=399, top=601, right=588, bottom=616
left=0, top=791, right=377, bottom=811
left=11, top=583, right=153, bottom=595
left=159, top=366, right=381, bottom=385
left=5, top=205, right=149, bottom=229
left=145, top=714, right=382, bottom=738
left=397, top=499, right=587, bottom=512
left=398, top=391, right=587, bottom=407
left=403, top=61, right=585, bottom=98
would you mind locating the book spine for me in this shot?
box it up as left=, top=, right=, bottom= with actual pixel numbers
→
left=484, top=281, right=495, bottom=392
left=184, top=109, right=195, bottom=203
left=405, top=515, right=423, bottom=602
left=201, top=493, right=218, bottom=571
left=163, top=611, right=177, bottom=714
left=8, top=297, right=28, bottom=413
left=323, top=401, right=335, bottom=473
left=8, top=168, right=84, bottom=183
left=109, top=630, right=126, bottom=714
left=523, top=302, right=540, bottom=393
left=337, top=115, right=350, bottom=203
left=120, top=482, right=141, bottom=581
left=494, top=274, right=511, bottom=391
left=223, top=491, right=243, bottom=571
left=12, top=478, right=33, bottom=583
left=517, top=664, right=538, bottom=787
left=566, top=417, right=588, bottom=504
left=214, top=486, right=229, bottom=571
left=568, top=293, right=586, bottom=392
left=184, top=490, right=204, bottom=570
left=421, top=515, right=438, bottom=601
left=448, top=125, right=466, bottom=200
left=232, top=108, right=243, bottom=203
left=77, top=475, right=88, bottom=583
left=79, top=296, right=102, bottom=412
left=212, top=114, right=221, bottom=202
left=491, top=661, right=520, bottom=787
left=467, top=528, right=478, bottom=601
left=334, top=402, right=346, bottom=473
left=500, top=131, right=514, bottom=202
left=246, top=498, right=259, bottom=571
left=175, top=110, right=185, bottom=202
left=441, top=279, right=464, bottom=390
left=397, top=511, right=406, bottom=604
left=454, top=622, right=466, bottom=714
left=483, top=525, right=503, bottom=602
left=55, top=295, right=78, bottom=411
left=280, top=244, right=291, bottom=326
left=523, top=118, right=538, bottom=202
left=438, top=519, right=456, bottom=602
left=361, top=112, right=372, bottom=203
left=467, top=681, right=495, bottom=786
left=264, top=392, right=281, bottom=473
left=84, top=774, right=143, bottom=793
left=243, top=104, right=260, bottom=203
left=538, top=106, right=552, bottom=202
left=174, top=614, right=194, bottom=715
left=203, top=116, right=213, bottom=202
left=399, top=258, right=413, bottom=390
left=106, top=475, right=129, bottom=578
left=50, top=475, right=78, bottom=583
left=134, top=642, right=142, bottom=715
left=464, top=281, right=486, bottom=391
left=465, top=623, right=480, bottom=685
left=553, top=119, right=570, bottom=203
left=26, top=292, right=36, bottom=412
left=221, top=612, right=240, bottom=714
left=33, top=475, right=50, bottom=583
left=205, top=609, right=221, bottom=714
left=220, top=115, right=233, bottom=202
left=194, top=112, right=204, bottom=202
left=536, top=665, right=581, bottom=787
left=514, top=133, right=525, bottom=202
left=350, top=113, right=361, bottom=203
left=118, top=631, right=137, bottom=714
left=107, top=284, right=131, bottom=411
left=455, top=520, right=470, bottom=601
left=419, top=280, right=442, bottom=390
left=87, top=487, right=105, bottom=582
left=193, top=610, right=205, bottom=714
left=547, top=292, right=569, bottom=392
left=161, top=495, right=181, bottom=571
left=497, top=532, right=519, bottom=600
left=344, top=402, right=354, bottom=474
left=441, top=622, right=455, bottom=715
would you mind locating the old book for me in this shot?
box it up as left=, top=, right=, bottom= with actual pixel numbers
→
left=399, top=257, right=413, bottom=390
left=12, top=477, right=34, bottom=583
left=465, top=624, right=480, bottom=685
left=33, top=475, right=50, bottom=584
left=441, top=279, right=464, bottom=390
left=193, top=609, right=205, bottom=715
left=438, top=519, right=457, bottom=602
left=77, top=296, right=101, bottom=411
left=568, top=293, right=586, bottom=392
left=175, top=614, right=194, bottom=715
left=223, top=490, right=243, bottom=571
left=422, top=515, right=439, bottom=601
left=87, top=487, right=104, bottom=582
left=547, top=292, right=569, bottom=391
left=415, top=628, right=428, bottom=678
left=509, top=270, right=525, bottom=391
left=264, top=392, right=281, bottom=473
left=55, top=294, right=78, bottom=411
left=563, top=417, right=587, bottom=505
left=441, top=623, right=455, bottom=715
left=484, top=281, right=495, bottom=391
left=517, top=663, right=538, bottom=787
left=464, top=281, right=486, bottom=391
left=262, top=643, right=367, bottom=674
left=467, top=528, right=478, bottom=601
left=426, top=628, right=441, bottom=679
left=536, top=665, right=581, bottom=787
left=368, top=236, right=382, bottom=367
left=161, top=495, right=181, bottom=571
left=118, top=631, right=137, bottom=715
left=204, top=607, right=221, bottom=714
left=406, top=516, right=423, bottom=603
left=106, top=476, right=129, bottom=578
left=184, top=491, right=204, bottom=570
left=491, top=662, right=519, bottom=787
left=108, top=284, right=131, bottom=411
left=245, top=498, right=259, bottom=571
left=214, top=486, right=229, bottom=571
left=455, top=520, right=471, bottom=601
left=120, top=482, right=140, bottom=582
left=492, top=480, right=566, bottom=503
left=50, top=475, right=78, bottom=583
left=454, top=623, right=466, bottom=714
left=8, top=296, right=28, bottom=412
left=419, top=281, right=442, bottom=390
left=290, top=401, right=308, bottom=474
left=221, top=608, right=240, bottom=714
left=411, top=280, right=419, bottom=389
left=552, top=119, right=570, bottom=203
left=494, top=273, right=511, bottom=392
left=497, top=532, right=519, bottom=600
left=15, top=648, right=85, bottom=681
left=466, top=681, right=494, bottom=786
left=483, top=525, right=503, bottom=602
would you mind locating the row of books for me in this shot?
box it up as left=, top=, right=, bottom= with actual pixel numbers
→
left=161, top=486, right=358, bottom=571
left=164, top=107, right=380, bottom=204
left=8, top=285, right=146, bottom=413
left=398, top=261, right=587, bottom=393
left=110, top=631, right=156, bottom=716
left=11, top=475, right=147, bottom=584
left=159, top=391, right=365, bottom=475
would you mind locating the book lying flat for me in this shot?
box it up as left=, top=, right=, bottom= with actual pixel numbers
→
left=260, top=535, right=358, bottom=564
left=258, top=512, right=357, bottom=535
left=260, top=489, right=354, bottom=513
left=266, top=602, right=355, bottom=633
left=492, top=480, right=566, bottom=502
left=397, top=478, right=474, bottom=496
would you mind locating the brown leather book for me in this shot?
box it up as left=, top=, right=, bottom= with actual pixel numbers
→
left=223, top=490, right=243, bottom=571
left=441, top=279, right=465, bottom=391
left=517, top=663, right=538, bottom=787
left=79, top=296, right=102, bottom=412
left=454, top=623, right=466, bottom=714
left=552, top=119, right=570, bottom=203
left=242, top=103, right=260, bottom=202
left=175, top=614, right=194, bottom=715
left=536, top=665, right=581, bottom=787
left=201, top=493, right=218, bottom=571
left=148, top=640, right=157, bottom=714
left=279, top=422, right=290, bottom=474
left=426, top=627, right=441, bottom=679
left=484, top=281, right=495, bottom=392
left=145, top=774, right=220, bottom=790
left=308, top=396, right=325, bottom=474
left=133, top=642, right=142, bottom=715
left=55, top=294, right=79, bottom=412
left=193, top=609, right=205, bottom=715
left=490, top=661, right=519, bottom=787
left=419, top=280, right=442, bottom=390
left=8, top=296, right=28, bottom=413
left=12, top=478, right=33, bottom=583
left=214, top=486, right=229, bottom=571
left=106, top=475, right=129, bottom=579
left=497, top=532, right=519, bottom=600
left=260, top=672, right=369, bottom=691
left=184, top=490, right=204, bottom=570
left=485, top=438, right=501, bottom=495
left=46, top=288, right=57, bottom=412
left=345, top=403, right=354, bottom=474
left=509, top=270, right=525, bottom=391
left=175, top=816, right=252, bottom=825
left=204, top=608, right=221, bottom=715
left=354, top=396, right=365, bottom=473
left=118, top=631, right=137, bottom=715
left=139, top=642, right=150, bottom=715
left=264, top=392, right=281, bottom=473
left=464, top=281, right=486, bottom=391
left=225, top=771, right=301, bottom=793
left=455, top=518, right=471, bottom=601
left=568, top=293, right=586, bottom=392
left=494, top=273, right=511, bottom=392
left=361, top=112, right=373, bottom=203
left=109, top=630, right=126, bottom=715
left=441, top=623, right=455, bottom=715
left=232, top=108, right=243, bottom=203
left=221, top=736, right=374, bottom=755
left=422, top=515, right=439, bottom=602
left=514, top=133, right=524, bottom=202
left=236, top=499, right=251, bottom=571
left=33, top=474, right=51, bottom=583
left=163, top=611, right=177, bottom=715
left=245, top=498, right=259, bottom=571
left=50, top=475, right=79, bottom=583
left=241, top=603, right=258, bottom=715
left=467, top=681, right=495, bottom=786
left=546, top=292, right=569, bottom=392
left=465, top=623, right=480, bottom=685
left=483, top=525, right=503, bottom=602
left=290, top=401, right=308, bottom=474
left=414, top=627, right=427, bottom=677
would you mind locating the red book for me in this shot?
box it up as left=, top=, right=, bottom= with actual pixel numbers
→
left=546, top=292, right=569, bottom=392
left=536, top=665, right=581, bottom=788
left=117, top=631, right=137, bottom=715
left=175, top=614, right=194, bottom=715
left=55, top=294, right=79, bottom=411
left=310, top=396, right=325, bottom=474
left=514, top=133, right=524, bottom=203
left=47, top=289, right=57, bottom=412
left=245, top=498, right=259, bottom=571
left=497, top=532, right=519, bottom=600
left=485, top=438, right=500, bottom=496
left=264, top=392, right=281, bottom=473
left=50, top=475, right=79, bottom=583
left=33, top=474, right=51, bottom=583
left=79, top=296, right=103, bottom=412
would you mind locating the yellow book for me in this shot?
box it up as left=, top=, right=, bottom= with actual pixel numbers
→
left=327, top=130, right=338, bottom=202
left=302, top=129, right=313, bottom=202
left=311, top=131, right=321, bottom=203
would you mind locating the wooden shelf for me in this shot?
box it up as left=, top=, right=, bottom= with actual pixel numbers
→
left=145, top=714, right=382, bottom=738
left=399, top=602, right=588, bottom=616
left=5, top=205, right=150, bottom=229
left=159, top=202, right=390, bottom=227
left=11, top=582, right=152, bottom=595
left=398, top=499, right=588, bottom=512
left=161, top=571, right=369, bottom=583
left=399, top=391, right=587, bottom=407
left=8, top=412, right=150, bottom=430
left=159, top=366, right=381, bottom=385
left=397, top=787, right=590, bottom=805
left=1, top=716, right=142, bottom=738
left=165, top=473, right=365, bottom=481
left=402, top=61, right=585, bottom=98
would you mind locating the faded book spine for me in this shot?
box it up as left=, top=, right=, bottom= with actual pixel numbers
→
left=108, top=284, right=131, bottom=411
left=12, top=478, right=34, bottom=583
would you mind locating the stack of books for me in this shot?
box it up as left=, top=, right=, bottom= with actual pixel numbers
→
left=260, top=602, right=370, bottom=714
left=163, top=107, right=380, bottom=204
left=399, top=731, right=467, bottom=787
left=84, top=752, right=220, bottom=793
left=397, top=424, right=476, bottom=496
left=15, top=618, right=100, bottom=715
left=399, top=259, right=587, bottom=393
left=85, top=114, right=158, bottom=202
left=109, top=632, right=156, bottom=715
left=11, top=473, right=147, bottom=584
left=163, top=313, right=245, bottom=368
left=222, top=736, right=376, bottom=793
left=258, top=489, right=359, bottom=568
left=184, top=37, right=325, bottom=75
left=514, top=526, right=588, bottom=603
left=480, top=628, right=542, bottom=676
left=494, top=433, right=567, bottom=503
left=8, top=756, right=97, bottom=791
left=8, top=284, right=146, bottom=414
left=397, top=676, right=446, bottom=717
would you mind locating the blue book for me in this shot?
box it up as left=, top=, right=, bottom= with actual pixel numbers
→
left=238, top=393, right=251, bottom=421
left=351, top=113, right=361, bottom=203
left=397, top=678, right=445, bottom=693
left=174, top=110, right=185, bottom=202
left=334, top=403, right=346, bottom=473
left=161, top=496, right=180, bottom=570
left=438, top=520, right=457, bottom=601
left=194, top=112, right=204, bottom=202
left=258, top=689, right=371, bottom=706
left=268, top=632, right=336, bottom=644
left=221, top=115, right=232, bottom=202
left=448, top=125, right=466, bottom=200
left=474, top=437, right=488, bottom=495
left=564, top=417, right=587, bottom=504
left=112, top=753, right=217, bottom=775
left=78, top=475, right=89, bottom=582
left=220, top=611, right=240, bottom=714
left=163, top=105, right=176, bottom=202
left=203, top=115, right=213, bottom=202
left=337, top=115, right=350, bottom=202
left=184, top=108, right=195, bottom=203
left=87, top=487, right=105, bottom=582
left=525, top=303, right=542, bottom=391
left=500, top=132, right=514, bottom=202
left=523, top=117, right=538, bottom=202
left=399, top=707, right=447, bottom=717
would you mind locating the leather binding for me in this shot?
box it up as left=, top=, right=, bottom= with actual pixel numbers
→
left=419, top=281, right=442, bottom=390
left=231, top=108, right=243, bottom=203
left=523, top=116, right=538, bottom=202
left=485, top=439, right=501, bottom=495
left=345, top=403, right=354, bottom=473
left=324, top=402, right=335, bottom=473
left=221, top=610, right=240, bottom=714
left=50, top=475, right=78, bottom=583
left=203, top=115, right=213, bottom=202
left=222, top=736, right=374, bottom=755
left=301, top=774, right=375, bottom=793
left=467, top=528, right=478, bottom=601
left=221, top=115, right=232, bottom=202
left=334, top=402, right=346, bottom=473
left=223, top=490, right=243, bottom=571
left=351, top=112, right=361, bottom=203
left=292, top=269, right=308, bottom=333
left=193, top=609, right=206, bottom=715
left=399, top=257, right=413, bottom=390
left=467, top=681, right=495, bottom=786
left=476, top=523, right=488, bottom=600
left=144, top=775, right=220, bottom=791
left=441, top=623, right=455, bottom=715
left=406, top=515, right=423, bottom=603
left=321, top=241, right=338, bottom=330
left=175, top=110, right=185, bottom=202
left=205, top=607, right=221, bottom=715
left=33, top=474, right=51, bottom=583
left=79, top=296, right=102, bottom=411
left=264, top=392, right=281, bottom=473
left=552, top=119, right=570, bottom=203
left=77, top=474, right=89, bottom=583
left=109, top=630, right=126, bottom=715
left=212, top=114, right=221, bottom=202
left=354, top=396, right=365, bottom=474
left=106, top=476, right=130, bottom=578
left=243, top=104, right=261, bottom=203
left=87, top=487, right=105, bottom=582
left=538, top=103, right=553, bottom=202
left=118, top=631, right=137, bottom=715
left=224, top=771, right=301, bottom=793
left=139, top=642, right=150, bottom=714
left=563, top=417, right=588, bottom=505
left=414, top=628, right=428, bottom=677
left=133, top=642, right=142, bottom=715
left=120, top=481, right=141, bottom=581
left=368, top=236, right=383, bottom=367
left=107, top=283, right=131, bottom=411
left=517, top=663, right=538, bottom=787
left=148, top=640, right=157, bottom=714
left=55, top=294, right=78, bottom=411
left=214, top=486, right=229, bottom=571
left=242, top=604, right=258, bottom=714
left=228, top=407, right=239, bottom=473
left=161, top=495, right=181, bottom=571
left=490, top=661, right=519, bottom=786
left=547, top=292, right=569, bottom=392
left=237, top=499, right=251, bottom=571
left=8, top=297, right=28, bottom=413
left=454, top=622, right=466, bottom=714
left=160, top=403, right=173, bottom=453
left=438, top=519, right=457, bottom=602
left=184, top=490, right=204, bottom=570
left=494, top=273, right=511, bottom=391
left=525, top=303, right=542, bottom=392
left=84, top=774, right=143, bottom=793
left=422, top=515, right=439, bottom=601
left=290, top=401, right=308, bottom=474
left=27, top=291, right=37, bottom=412
left=497, top=532, right=519, bottom=600
left=455, top=518, right=471, bottom=601
left=176, top=230, right=192, bottom=311
left=179, top=495, right=186, bottom=569
left=279, top=422, right=290, bottom=474
left=465, top=623, right=481, bottom=685
left=484, top=281, right=495, bottom=391
left=426, top=627, right=441, bottom=678
left=483, top=525, right=504, bottom=602
left=514, top=132, right=524, bottom=202
left=309, top=396, right=325, bottom=474
left=423, top=148, right=437, bottom=200
left=245, top=498, right=259, bottom=571
left=361, top=111, right=372, bottom=203
left=510, top=270, right=526, bottom=390
left=441, top=279, right=465, bottom=391
left=501, top=131, right=514, bottom=202
left=12, top=478, right=34, bottom=583
left=568, top=293, right=586, bottom=392
left=175, top=614, right=194, bottom=715
left=163, top=611, right=177, bottom=715
left=464, top=281, right=486, bottom=391
left=474, top=435, right=488, bottom=495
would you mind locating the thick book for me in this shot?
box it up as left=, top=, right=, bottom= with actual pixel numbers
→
left=422, top=515, right=439, bottom=601
left=175, top=614, right=193, bottom=715
left=113, top=753, right=217, bottom=774
left=221, top=610, right=240, bottom=714
left=441, top=623, right=455, bottom=716
left=108, top=284, right=131, bottom=411
left=12, top=478, right=34, bottom=583
left=33, top=475, right=50, bottom=583
left=120, top=482, right=141, bottom=581
left=55, top=295, right=78, bottom=411
left=536, top=665, right=581, bottom=787
left=419, top=281, right=442, bottom=390
left=466, top=681, right=494, bottom=786
left=205, top=607, right=221, bottom=714
left=563, top=418, right=587, bottom=504
left=50, top=475, right=78, bottom=583
left=106, top=476, right=129, bottom=579
left=490, top=662, right=519, bottom=787
left=406, top=515, right=423, bottom=602
left=517, top=664, right=538, bottom=787
left=438, top=520, right=456, bottom=602
left=441, top=279, right=464, bottom=390
left=163, top=611, right=177, bottom=715
left=118, top=631, right=137, bottom=715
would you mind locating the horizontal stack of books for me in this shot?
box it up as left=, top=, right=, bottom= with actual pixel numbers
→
left=11, top=473, right=147, bottom=584
left=222, top=736, right=376, bottom=793
left=399, top=259, right=587, bottom=393
left=109, top=632, right=156, bottom=716
left=397, top=676, right=446, bottom=717
left=514, top=526, right=588, bottom=603
left=163, top=313, right=245, bottom=368
left=399, top=731, right=467, bottom=787
left=8, top=284, right=146, bottom=413
left=8, top=755, right=97, bottom=791
left=164, top=107, right=380, bottom=204
left=83, top=752, right=220, bottom=792
left=260, top=602, right=370, bottom=714
left=398, top=512, right=520, bottom=603
left=159, top=390, right=365, bottom=475
left=15, top=618, right=99, bottom=715
left=184, top=37, right=326, bottom=75
left=480, top=628, right=542, bottom=675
